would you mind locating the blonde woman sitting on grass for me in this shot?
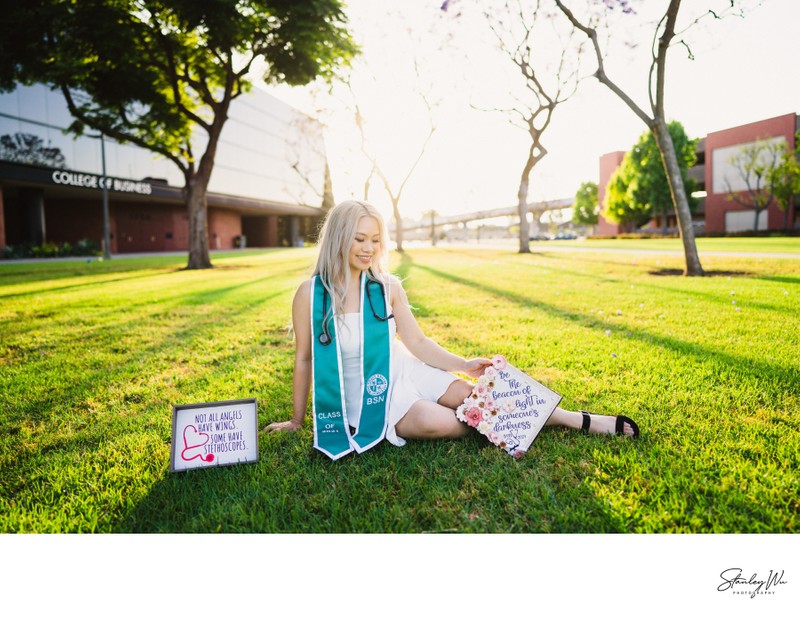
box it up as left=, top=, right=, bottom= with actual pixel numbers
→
left=263, top=200, right=639, bottom=459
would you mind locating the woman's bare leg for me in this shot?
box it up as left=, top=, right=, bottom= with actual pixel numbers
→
left=394, top=379, right=473, bottom=440
left=546, top=407, right=637, bottom=437
left=394, top=379, right=637, bottom=439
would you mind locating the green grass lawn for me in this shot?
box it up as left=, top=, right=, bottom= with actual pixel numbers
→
left=1, top=244, right=798, bottom=533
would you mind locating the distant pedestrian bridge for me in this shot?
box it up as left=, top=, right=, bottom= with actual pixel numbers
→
left=391, top=197, right=574, bottom=239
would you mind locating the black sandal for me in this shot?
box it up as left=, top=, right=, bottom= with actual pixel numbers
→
left=580, top=411, right=640, bottom=438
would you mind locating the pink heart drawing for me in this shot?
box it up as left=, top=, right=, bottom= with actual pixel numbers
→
left=181, top=425, right=214, bottom=463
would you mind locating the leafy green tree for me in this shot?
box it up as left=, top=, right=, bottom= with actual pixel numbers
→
left=603, top=160, right=650, bottom=229
left=572, top=181, right=599, bottom=227
left=771, top=134, right=800, bottom=230
left=603, top=121, right=697, bottom=231
left=0, top=0, right=357, bottom=268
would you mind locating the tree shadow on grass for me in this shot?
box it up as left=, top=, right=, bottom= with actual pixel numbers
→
left=117, top=428, right=631, bottom=533
left=1, top=281, right=297, bottom=511
left=0, top=269, right=177, bottom=300
left=406, top=260, right=799, bottom=392
left=648, top=268, right=751, bottom=277
left=760, top=275, right=800, bottom=285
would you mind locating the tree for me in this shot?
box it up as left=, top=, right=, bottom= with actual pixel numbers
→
left=771, top=133, right=800, bottom=230
left=0, top=0, right=357, bottom=269
left=724, top=137, right=785, bottom=232
left=422, top=209, right=441, bottom=246
left=482, top=0, right=583, bottom=254
left=603, top=159, right=651, bottom=228
left=351, top=67, right=438, bottom=254
left=285, top=111, right=336, bottom=242
left=333, top=1, right=458, bottom=254
left=572, top=180, right=599, bottom=227
left=553, top=0, right=740, bottom=275
left=605, top=121, right=697, bottom=232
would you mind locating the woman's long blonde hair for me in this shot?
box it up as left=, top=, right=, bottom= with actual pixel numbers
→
left=313, top=200, right=391, bottom=322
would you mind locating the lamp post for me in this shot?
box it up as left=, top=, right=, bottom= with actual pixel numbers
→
left=99, top=133, right=111, bottom=260
left=88, top=132, right=112, bottom=260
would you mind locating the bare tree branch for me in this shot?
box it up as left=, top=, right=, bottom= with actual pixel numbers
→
left=555, top=0, right=654, bottom=126
left=61, top=86, right=190, bottom=179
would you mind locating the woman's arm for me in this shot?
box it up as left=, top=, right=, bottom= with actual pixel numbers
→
left=390, top=278, right=491, bottom=378
left=264, top=281, right=312, bottom=433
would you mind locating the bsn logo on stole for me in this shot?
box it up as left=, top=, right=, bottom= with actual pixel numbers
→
left=366, top=373, right=388, bottom=405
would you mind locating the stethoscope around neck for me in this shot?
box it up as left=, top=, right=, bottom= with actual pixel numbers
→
left=318, top=277, right=394, bottom=346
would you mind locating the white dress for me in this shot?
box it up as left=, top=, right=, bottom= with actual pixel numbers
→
left=336, top=311, right=458, bottom=447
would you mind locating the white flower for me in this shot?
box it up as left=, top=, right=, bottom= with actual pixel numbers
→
left=481, top=409, right=492, bottom=421
left=477, top=375, right=489, bottom=387
left=478, top=421, right=491, bottom=434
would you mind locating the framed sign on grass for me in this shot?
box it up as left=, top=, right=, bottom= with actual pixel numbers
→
left=170, top=398, right=259, bottom=473
left=457, top=355, right=562, bottom=458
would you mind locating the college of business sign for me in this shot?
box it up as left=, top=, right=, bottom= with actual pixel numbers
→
left=51, top=168, right=153, bottom=195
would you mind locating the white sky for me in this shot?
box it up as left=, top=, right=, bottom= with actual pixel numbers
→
left=267, top=0, right=799, bottom=221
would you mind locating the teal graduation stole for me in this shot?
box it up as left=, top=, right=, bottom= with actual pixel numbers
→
left=311, top=273, right=392, bottom=460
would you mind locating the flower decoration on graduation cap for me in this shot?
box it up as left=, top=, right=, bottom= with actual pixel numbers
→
left=463, top=406, right=483, bottom=427
left=491, top=354, right=507, bottom=371
left=457, top=370, right=505, bottom=446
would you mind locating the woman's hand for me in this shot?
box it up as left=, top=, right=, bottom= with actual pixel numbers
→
left=463, top=357, right=493, bottom=378
left=261, top=419, right=303, bottom=434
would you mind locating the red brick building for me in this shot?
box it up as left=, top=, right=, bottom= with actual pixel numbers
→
left=597, top=113, right=799, bottom=235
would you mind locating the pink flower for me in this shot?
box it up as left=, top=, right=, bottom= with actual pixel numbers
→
left=491, top=354, right=507, bottom=371
left=485, top=366, right=497, bottom=379
left=475, top=383, right=488, bottom=397
left=465, top=407, right=483, bottom=427
left=483, top=396, right=496, bottom=411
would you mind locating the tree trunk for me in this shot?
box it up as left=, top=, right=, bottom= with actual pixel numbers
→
left=517, top=187, right=530, bottom=253
left=322, top=160, right=335, bottom=211
left=185, top=104, right=228, bottom=270
left=517, top=168, right=532, bottom=254
left=392, top=199, right=404, bottom=253
left=186, top=173, right=212, bottom=269
left=652, top=119, right=703, bottom=276
left=754, top=208, right=761, bottom=232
